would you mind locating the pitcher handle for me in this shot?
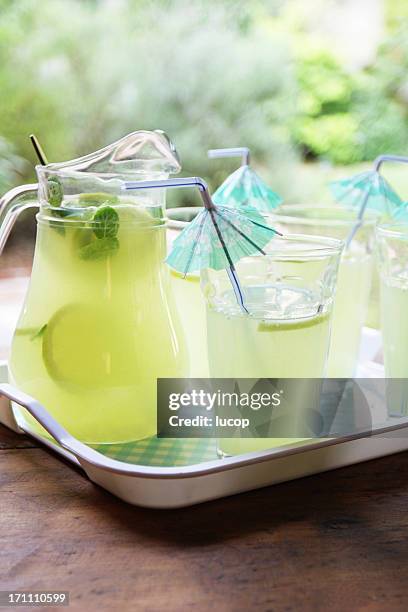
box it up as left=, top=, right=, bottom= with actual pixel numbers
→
left=0, top=183, right=38, bottom=256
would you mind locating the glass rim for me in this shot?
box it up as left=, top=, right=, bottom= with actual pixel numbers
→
left=269, top=204, right=380, bottom=227
left=376, top=222, right=408, bottom=240
left=166, top=206, right=201, bottom=229
left=251, top=233, right=343, bottom=259
left=166, top=211, right=343, bottom=257
left=165, top=204, right=380, bottom=232
left=36, top=165, right=170, bottom=182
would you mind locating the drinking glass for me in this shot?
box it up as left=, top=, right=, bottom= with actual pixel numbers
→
left=166, top=207, right=209, bottom=377
left=270, top=205, right=378, bottom=377
left=376, top=224, right=408, bottom=416
left=376, top=224, right=408, bottom=378
left=202, top=233, right=343, bottom=455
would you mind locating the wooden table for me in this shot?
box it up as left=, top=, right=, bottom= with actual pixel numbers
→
left=1, top=425, right=408, bottom=611
left=1, top=242, right=408, bottom=611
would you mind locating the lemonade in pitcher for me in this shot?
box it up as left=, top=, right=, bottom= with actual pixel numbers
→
left=1, top=132, right=188, bottom=444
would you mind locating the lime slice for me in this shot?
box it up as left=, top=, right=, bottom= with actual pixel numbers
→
left=116, top=204, right=161, bottom=227
left=15, top=324, right=47, bottom=340
left=257, top=312, right=329, bottom=332
left=42, top=303, right=123, bottom=388
left=78, top=192, right=119, bottom=207
left=170, top=269, right=200, bottom=283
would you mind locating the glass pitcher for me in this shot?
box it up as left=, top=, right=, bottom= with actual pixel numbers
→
left=0, top=131, right=188, bottom=444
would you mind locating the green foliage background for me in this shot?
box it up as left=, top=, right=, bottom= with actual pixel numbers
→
left=0, top=0, right=407, bottom=202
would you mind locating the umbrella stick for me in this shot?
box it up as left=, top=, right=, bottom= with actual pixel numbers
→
left=346, top=154, right=408, bottom=249
left=208, top=207, right=249, bottom=313
left=345, top=188, right=372, bottom=248
left=124, top=176, right=256, bottom=312
left=364, top=155, right=408, bottom=222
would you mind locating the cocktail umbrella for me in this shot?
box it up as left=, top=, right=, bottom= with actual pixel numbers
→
left=330, top=167, right=403, bottom=216
left=330, top=155, right=408, bottom=245
left=125, top=177, right=280, bottom=312
left=208, top=147, right=283, bottom=213
left=394, top=202, right=408, bottom=221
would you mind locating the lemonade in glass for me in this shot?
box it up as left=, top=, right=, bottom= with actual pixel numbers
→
left=203, top=234, right=343, bottom=455
left=377, top=224, right=408, bottom=378
left=270, top=205, right=377, bottom=377
left=167, top=207, right=209, bottom=377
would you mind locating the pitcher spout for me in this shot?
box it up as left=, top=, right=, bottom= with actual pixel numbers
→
left=44, top=130, right=181, bottom=178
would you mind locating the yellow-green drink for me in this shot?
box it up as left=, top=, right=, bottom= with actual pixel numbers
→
left=208, top=297, right=330, bottom=456
left=0, top=131, right=189, bottom=445
left=169, top=270, right=209, bottom=377
left=328, top=250, right=373, bottom=376
left=270, top=206, right=377, bottom=377
left=167, top=208, right=209, bottom=377
left=381, top=282, right=408, bottom=377
left=203, top=234, right=342, bottom=455
left=207, top=293, right=330, bottom=378
left=377, top=224, right=408, bottom=378
left=10, top=202, right=188, bottom=444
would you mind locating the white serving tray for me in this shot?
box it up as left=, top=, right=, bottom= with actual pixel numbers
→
left=2, top=345, right=408, bottom=509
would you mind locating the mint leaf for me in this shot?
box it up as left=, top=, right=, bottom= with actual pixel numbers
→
left=79, top=236, right=119, bottom=260
left=48, top=177, right=63, bottom=207
left=92, top=205, right=119, bottom=239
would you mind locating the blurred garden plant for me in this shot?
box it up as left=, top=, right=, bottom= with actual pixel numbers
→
left=291, top=44, right=358, bottom=164
left=290, top=22, right=408, bottom=165
left=0, top=0, right=299, bottom=204
left=0, top=137, right=29, bottom=193
left=1, top=0, right=408, bottom=206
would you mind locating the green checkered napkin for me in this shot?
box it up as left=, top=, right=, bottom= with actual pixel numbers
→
left=92, top=437, right=218, bottom=467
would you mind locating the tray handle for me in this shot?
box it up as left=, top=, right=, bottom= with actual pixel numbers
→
left=0, top=383, right=103, bottom=464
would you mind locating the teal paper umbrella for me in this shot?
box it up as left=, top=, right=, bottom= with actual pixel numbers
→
left=125, top=177, right=280, bottom=312
left=330, top=155, right=408, bottom=245
left=208, top=147, right=283, bottom=213
left=392, top=200, right=408, bottom=222
left=167, top=202, right=277, bottom=273
left=330, top=170, right=403, bottom=217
